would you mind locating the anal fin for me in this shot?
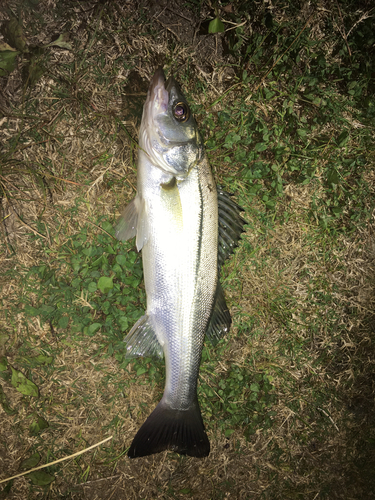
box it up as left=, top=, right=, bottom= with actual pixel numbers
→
left=125, top=314, right=163, bottom=359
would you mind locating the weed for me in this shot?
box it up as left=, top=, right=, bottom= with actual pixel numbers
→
left=18, top=218, right=145, bottom=350
left=199, top=343, right=277, bottom=439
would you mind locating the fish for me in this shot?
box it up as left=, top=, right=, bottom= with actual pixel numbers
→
left=115, top=68, right=246, bottom=458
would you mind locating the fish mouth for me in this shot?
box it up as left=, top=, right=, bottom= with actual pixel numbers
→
left=149, top=67, right=177, bottom=93
left=149, top=67, right=166, bottom=92
left=148, top=68, right=180, bottom=114
left=147, top=68, right=168, bottom=114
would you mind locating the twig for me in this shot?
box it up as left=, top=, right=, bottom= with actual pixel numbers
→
left=154, top=18, right=180, bottom=41
left=79, top=474, right=120, bottom=487
left=83, top=218, right=117, bottom=240
left=12, top=208, right=48, bottom=240
left=317, top=407, right=339, bottom=432
left=42, top=173, right=84, bottom=186
left=347, top=8, right=374, bottom=37
left=225, top=21, right=247, bottom=32
left=0, top=436, right=113, bottom=485
left=335, top=0, right=351, bottom=57
left=165, top=7, right=193, bottom=23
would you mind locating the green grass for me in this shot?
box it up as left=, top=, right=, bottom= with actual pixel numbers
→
left=1, top=1, right=375, bottom=498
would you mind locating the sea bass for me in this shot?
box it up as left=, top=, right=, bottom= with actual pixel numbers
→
left=115, top=68, right=245, bottom=458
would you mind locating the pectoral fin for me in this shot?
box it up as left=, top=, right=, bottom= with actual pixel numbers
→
left=115, top=196, right=148, bottom=251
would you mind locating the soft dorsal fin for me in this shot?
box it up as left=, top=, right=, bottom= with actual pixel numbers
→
left=205, top=281, right=232, bottom=344
left=217, top=187, right=246, bottom=270
left=205, top=188, right=246, bottom=344
left=124, top=314, right=164, bottom=359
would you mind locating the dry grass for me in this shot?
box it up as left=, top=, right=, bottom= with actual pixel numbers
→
left=1, top=1, right=375, bottom=499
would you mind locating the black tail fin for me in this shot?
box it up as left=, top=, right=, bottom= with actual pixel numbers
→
left=128, top=399, right=210, bottom=458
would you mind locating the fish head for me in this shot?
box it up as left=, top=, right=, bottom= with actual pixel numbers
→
left=139, top=68, right=203, bottom=179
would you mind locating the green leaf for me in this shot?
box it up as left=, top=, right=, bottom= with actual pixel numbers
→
left=4, top=17, right=27, bottom=52
left=116, top=254, right=127, bottom=267
left=33, top=354, right=53, bottom=365
left=30, top=414, right=49, bottom=435
left=58, top=315, right=69, bottom=329
left=0, top=370, right=10, bottom=382
left=28, top=471, right=55, bottom=486
left=20, top=452, right=41, bottom=470
left=136, top=366, right=147, bottom=376
left=208, top=17, right=225, bottom=34
left=336, top=130, right=349, bottom=147
left=0, top=477, right=13, bottom=495
left=40, top=304, right=55, bottom=315
left=327, top=168, right=340, bottom=187
left=24, top=305, right=39, bottom=316
left=250, top=383, right=260, bottom=392
left=225, top=429, right=235, bottom=437
left=102, top=221, right=115, bottom=234
left=87, top=281, right=97, bottom=292
left=332, top=206, right=343, bottom=216
left=97, top=276, right=114, bottom=294
left=0, top=48, right=19, bottom=76
left=118, top=316, right=129, bottom=332
left=254, top=142, right=268, bottom=152
left=27, top=56, right=45, bottom=88
left=87, top=322, right=102, bottom=335
left=91, top=256, right=103, bottom=268
left=47, top=33, right=72, bottom=50
left=0, top=42, right=17, bottom=52
left=11, top=368, right=39, bottom=397
left=0, top=356, right=8, bottom=371
left=0, top=331, right=9, bottom=347
left=0, top=384, right=17, bottom=415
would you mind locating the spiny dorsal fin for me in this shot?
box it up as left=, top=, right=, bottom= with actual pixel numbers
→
left=217, top=187, right=247, bottom=270
left=124, top=314, right=163, bottom=359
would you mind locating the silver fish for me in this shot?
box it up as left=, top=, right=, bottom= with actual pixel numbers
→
left=116, top=68, right=245, bottom=458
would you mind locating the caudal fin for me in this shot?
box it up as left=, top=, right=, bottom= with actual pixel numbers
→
left=128, top=400, right=210, bottom=458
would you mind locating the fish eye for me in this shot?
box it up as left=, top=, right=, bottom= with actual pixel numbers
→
left=173, top=101, right=190, bottom=122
